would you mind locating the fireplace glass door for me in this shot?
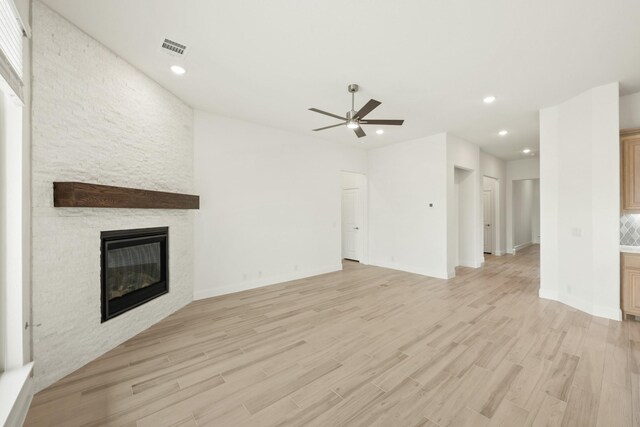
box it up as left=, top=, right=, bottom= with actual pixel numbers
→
left=101, top=227, right=168, bottom=321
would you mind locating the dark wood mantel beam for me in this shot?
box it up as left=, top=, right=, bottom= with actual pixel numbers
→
left=53, top=182, right=199, bottom=209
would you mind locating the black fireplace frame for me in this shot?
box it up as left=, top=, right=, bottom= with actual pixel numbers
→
left=100, top=227, right=169, bottom=322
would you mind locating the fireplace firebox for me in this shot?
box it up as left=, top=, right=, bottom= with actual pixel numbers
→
left=101, top=227, right=168, bottom=322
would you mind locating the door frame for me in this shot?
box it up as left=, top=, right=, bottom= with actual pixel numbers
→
left=340, top=171, right=368, bottom=265
left=509, top=178, right=540, bottom=253
left=483, top=187, right=494, bottom=254
left=482, top=175, right=501, bottom=256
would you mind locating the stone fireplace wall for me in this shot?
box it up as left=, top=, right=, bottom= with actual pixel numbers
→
left=32, top=2, right=194, bottom=391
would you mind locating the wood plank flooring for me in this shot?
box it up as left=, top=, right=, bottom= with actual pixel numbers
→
left=24, top=245, right=640, bottom=426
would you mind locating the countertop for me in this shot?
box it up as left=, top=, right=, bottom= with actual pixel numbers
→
left=620, top=245, right=640, bottom=253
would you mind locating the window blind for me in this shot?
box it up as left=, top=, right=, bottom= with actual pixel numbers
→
left=0, top=0, right=23, bottom=101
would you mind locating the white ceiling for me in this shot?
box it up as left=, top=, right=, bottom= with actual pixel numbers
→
left=42, top=0, right=640, bottom=160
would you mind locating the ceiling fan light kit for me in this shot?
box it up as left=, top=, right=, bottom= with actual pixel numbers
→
left=309, top=83, right=405, bottom=139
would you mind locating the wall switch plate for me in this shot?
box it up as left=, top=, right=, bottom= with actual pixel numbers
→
left=571, top=227, right=582, bottom=237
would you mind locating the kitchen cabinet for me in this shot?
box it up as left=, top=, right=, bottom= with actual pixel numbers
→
left=621, top=129, right=640, bottom=211
left=621, top=252, right=640, bottom=319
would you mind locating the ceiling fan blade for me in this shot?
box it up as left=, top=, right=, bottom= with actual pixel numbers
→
left=354, top=99, right=381, bottom=119
left=359, top=119, right=405, bottom=126
left=309, top=108, right=346, bottom=121
left=312, top=123, right=344, bottom=131
left=353, top=126, right=366, bottom=138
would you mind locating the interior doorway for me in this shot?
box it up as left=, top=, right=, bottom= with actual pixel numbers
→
left=454, top=167, right=475, bottom=267
left=511, top=178, right=540, bottom=253
left=341, top=171, right=367, bottom=262
left=482, top=176, right=499, bottom=255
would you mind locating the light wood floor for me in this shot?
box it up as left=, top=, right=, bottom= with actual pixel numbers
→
left=25, top=245, right=640, bottom=426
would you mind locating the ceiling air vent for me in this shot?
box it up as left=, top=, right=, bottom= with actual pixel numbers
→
left=161, top=38, right=188, bottom=56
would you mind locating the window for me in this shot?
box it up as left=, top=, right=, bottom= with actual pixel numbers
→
left=0, top=0, right=24, bottom=100
left=0, top=0, right=25, bottom=376
left=1, top=88, right=24, bottom=372
left=0, top=1, right=30, bottom=425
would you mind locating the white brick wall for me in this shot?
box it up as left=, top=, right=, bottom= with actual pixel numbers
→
left=31, top=2, right=194, bottom=391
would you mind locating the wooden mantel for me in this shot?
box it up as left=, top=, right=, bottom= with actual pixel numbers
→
left=53, top=182, right=199, bottom=209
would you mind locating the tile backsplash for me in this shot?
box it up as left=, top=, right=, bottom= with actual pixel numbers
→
left=620, top=214, right=640, bottom=245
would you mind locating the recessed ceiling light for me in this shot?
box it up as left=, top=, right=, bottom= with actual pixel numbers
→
left=523, top=148, right=531, bottom=154
left=483, top=96, right=496, bottom=104
left=499, top=130, right=508, bottom=136
left=170, top=65, right=186, bottom=75
left=376, top=129, right=384, bottom=135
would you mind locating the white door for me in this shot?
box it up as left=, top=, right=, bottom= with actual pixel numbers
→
left=483, top=189, right=493, bottom=254
left=342, top=188, right=361, bottom=261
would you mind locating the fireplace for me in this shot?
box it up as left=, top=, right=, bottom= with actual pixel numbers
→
left=101, top=227, right=168, bottom=322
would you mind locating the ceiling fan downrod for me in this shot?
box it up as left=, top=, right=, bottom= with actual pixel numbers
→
left=348, top=84, right=359, bottom=113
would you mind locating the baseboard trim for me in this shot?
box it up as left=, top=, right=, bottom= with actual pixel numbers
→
left=193, top=264, right=343, bottom=300
left=513, top=242, right=533, bottom=253
left=458, top=259, right=476, bottom=268
left=538, top=288, right=558, bottom=301
left=369, top=260, right=448, bottom=280
left=592, top=305, right=622, bottom=321
left=539, top=288, right=621, bottom=321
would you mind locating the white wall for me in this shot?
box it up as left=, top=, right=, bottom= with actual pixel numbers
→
left=31, top=2, right=194, bottom=391
left=540, top=82, right=620, bottom=321
left=620, top=91, right=640, bottom=129
left=506, top=157, right=540, bottom=252
left=447, top=135, right=482, bottom=275
left=341, top=171, right=366, bottom=190
left=193, top=111, right=367, bottom=299
left=369, top=132, right=482, bottom=280
left=506, top=157, right=540, bottom=181
left=368, top=133, right=448, bottom=278
left=480, top=152, right=506, bottom=255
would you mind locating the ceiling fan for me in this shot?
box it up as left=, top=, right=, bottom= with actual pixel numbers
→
left=309, top=84, right=405, bottom=138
